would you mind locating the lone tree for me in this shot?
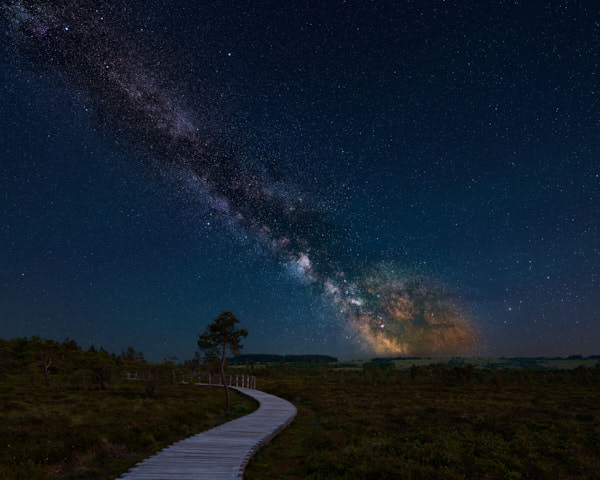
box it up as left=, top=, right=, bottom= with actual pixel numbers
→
left=197, top=311, right=248, bottom=413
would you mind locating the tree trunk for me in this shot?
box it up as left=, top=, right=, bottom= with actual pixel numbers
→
left=43, top=357, right=52, bottom=387
left=220, top=341, right=230, bottom=413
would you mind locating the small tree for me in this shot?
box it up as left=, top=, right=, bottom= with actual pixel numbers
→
left=197, top=311, right=248, bottom=413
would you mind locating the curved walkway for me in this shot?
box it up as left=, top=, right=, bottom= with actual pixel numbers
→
left=116, top=386, right=296, bottom=480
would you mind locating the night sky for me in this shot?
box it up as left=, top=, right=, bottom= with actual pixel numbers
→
left=1, top=0, right=598, bottom=361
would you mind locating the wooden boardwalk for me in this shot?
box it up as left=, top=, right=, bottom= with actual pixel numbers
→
left=116, top=386, right=296, bottom=480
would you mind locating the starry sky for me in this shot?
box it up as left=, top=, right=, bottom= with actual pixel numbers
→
left=1, top=0, right=598, bottom=361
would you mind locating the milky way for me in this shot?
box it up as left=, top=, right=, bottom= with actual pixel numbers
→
left=3, top=0, right=479, bottom=356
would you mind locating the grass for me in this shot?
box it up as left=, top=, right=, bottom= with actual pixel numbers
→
left=3, top=337, right=599, bottom=479
left=1, top=380, right=257, bottom=479
left=0, top=338, right=258, bottom=480
left=244, top=365, right=600, bottom=479
left=0, top=380, right=257, bottom=480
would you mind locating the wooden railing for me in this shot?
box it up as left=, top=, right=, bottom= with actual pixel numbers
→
left=181, top=373, right=256, bottom=389
left=124, top=371, right=256, bottom=389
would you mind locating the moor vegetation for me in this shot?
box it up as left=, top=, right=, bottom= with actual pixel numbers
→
left=245, top=362, right=600, bottom=480
left=0, top=337, right=257, bottom=480
left=2, top=335, right=600, bottom=479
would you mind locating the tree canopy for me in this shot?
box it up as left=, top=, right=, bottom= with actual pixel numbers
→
left=197, top=311, right=248, bottom=361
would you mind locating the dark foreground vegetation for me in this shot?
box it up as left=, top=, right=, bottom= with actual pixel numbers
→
left=0, top=337, right=257, bottom=480
left=245, top=362, right=600, bottom=480
left=2, top=336, right=599, bottom=479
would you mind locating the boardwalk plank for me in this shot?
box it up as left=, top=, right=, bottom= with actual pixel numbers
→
left=116, top=386, right=296, bottom=480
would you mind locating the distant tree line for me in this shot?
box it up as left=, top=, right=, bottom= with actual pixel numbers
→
left=228, top=353, right=338, bottom=364
left=372, top=355, right=600, bottom=361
